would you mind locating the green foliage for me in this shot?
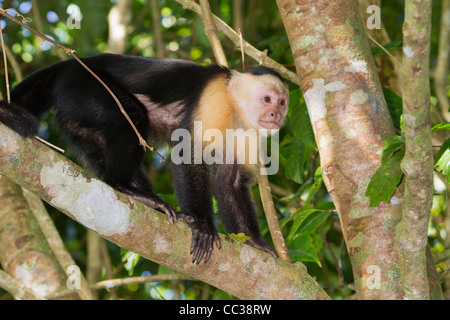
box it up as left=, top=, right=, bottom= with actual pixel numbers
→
left=435, top=139, right=450, bottom=184
left=228, top=233, right=251, bottom=243
left=432, top=123, right=450, bottom=132
left=383, top=87, right=403, bottom=130
left=121, top=249, right=141, bottom=276
left=371, top=40, right=402, bottom=56
left=366, top=136, right=405, bottom=206
left=0, top=0, right=446, bottom=301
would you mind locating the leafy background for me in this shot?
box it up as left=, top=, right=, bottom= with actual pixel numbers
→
left=0, top=0, right=448, bottom=300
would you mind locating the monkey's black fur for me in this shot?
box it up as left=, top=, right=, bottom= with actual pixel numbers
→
left=0, top=54, right=281, bottom=263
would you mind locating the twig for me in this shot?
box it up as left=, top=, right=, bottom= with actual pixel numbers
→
left=0, top=269, right=45, bottom=300
left=238, top=28, right=245, bottom=70
left=367, top=33, right=402, bottom=68
left=0, top=8, right=165, bottom=160
left=34, top=136, right=65, bottom=153
left=199, top=0, right=228, bottom=66
left=175, top=0, right=300, bottom=85
left=150, top=0, right=164, bottom=58
left=0, top=22, right=10, bottom=103
left=318, top=228, right=345, bottom=297
left=92, top=273, right=195, bottom=290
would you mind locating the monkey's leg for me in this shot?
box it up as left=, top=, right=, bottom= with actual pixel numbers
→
left=213, top=164, right=277, bottom=258
left=101, top=134, right=182, bottom=224
left=172, top=163, right=220, bottom=263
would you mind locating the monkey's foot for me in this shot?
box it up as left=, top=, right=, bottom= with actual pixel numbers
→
left=188, top=220, right=221, bottom=264
left=246, top=238, right=278, bottom=259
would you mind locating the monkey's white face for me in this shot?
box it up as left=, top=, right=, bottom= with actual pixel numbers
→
left=228, top=73, right=289, bottom=134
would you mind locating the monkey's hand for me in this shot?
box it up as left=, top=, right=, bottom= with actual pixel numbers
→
left=246, top=238, right=278, bottom=259
left=187, top=219, right=221, bottom=264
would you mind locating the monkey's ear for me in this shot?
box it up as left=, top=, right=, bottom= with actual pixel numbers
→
left=227, top=70, right=243, bottom=89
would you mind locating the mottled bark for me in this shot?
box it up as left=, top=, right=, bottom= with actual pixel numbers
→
left=357, top=0, right=402, bottom=95
left=396, top=0, right=434, bottom=300
left=277, top=0, right=403, bottom=299
left=0, top=124, right=330, bottom=300
left=0, top=176, right=77, bottom=299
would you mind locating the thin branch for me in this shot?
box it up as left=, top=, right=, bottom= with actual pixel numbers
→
left=150, top=0, right=164, bottom=58
left=199, top=0, right=228, bottom=66
left=396, top=0, right=434, bottom=300
left=92, top=274, right=194, bottom=290
left=0, top=269, right=45, bottom=300
left=434, top=0, right=450, bottom=119
left=3, top=45, right=22, bottom=82
left=174, top=0, right=300, bottom=85
left=0, top=24, right=10, bottom=103
left=22, top=189, right=95, bottom=300
left=318, top=228, right=345, bottom=298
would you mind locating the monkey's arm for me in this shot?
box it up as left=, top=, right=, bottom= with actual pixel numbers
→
left=172, top=163, right=221, bottom=264
left=213, top=164, right=277, bottom=258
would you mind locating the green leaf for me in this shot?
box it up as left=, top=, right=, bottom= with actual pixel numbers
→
left=383, top=87, right=403, bottom=130
left=435, top=139, right=450, bottom=183
left=431, top=123, right=450, bottom=132
left=288, top=89, right=316, bottom=148
left=121, top=250, right=140, bottom=276
left=287, top=207, right=322, bottom=243
left=305, top=166, right=323, bottom=206
left=297, top=211, right=332, bottom=235
left=289, top=233, right=321, bottom=266
left=366, top=150, right=405, bottom=207
left=228, top=233, right=251, bottom=243
left=285, top=138, right=305, bottom=184
left=371, top=40, right=402, bottom=56
left=381, top=135, right=405, bottom=165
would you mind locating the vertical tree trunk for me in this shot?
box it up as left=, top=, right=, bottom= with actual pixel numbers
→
left=277, top=0, right=403, bottom=299
left=396, top=0, right=434, bottom=300
left=107, top=0, right=133, bottom=54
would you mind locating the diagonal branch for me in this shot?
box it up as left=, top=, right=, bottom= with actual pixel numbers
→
left=0, top=123, right=330, bottom=300
left=174, top=0, right=300, bottom=85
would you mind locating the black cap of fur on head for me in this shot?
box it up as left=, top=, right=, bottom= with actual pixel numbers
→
left=242, top=66, right=285, bottom=83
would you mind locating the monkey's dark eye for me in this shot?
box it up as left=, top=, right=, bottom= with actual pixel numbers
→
left=279, top=99, right=285, bottom=106
left=263, top=96, right=271, bottom=103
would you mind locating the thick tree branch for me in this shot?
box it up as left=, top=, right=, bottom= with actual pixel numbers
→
left=0, top=124, right=329, bottom=300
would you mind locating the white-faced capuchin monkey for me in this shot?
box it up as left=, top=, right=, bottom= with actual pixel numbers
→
left=0, top=54, right=289, bottom=263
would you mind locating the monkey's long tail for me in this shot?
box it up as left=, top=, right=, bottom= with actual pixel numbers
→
left=0, top=100, right=40, bottom=137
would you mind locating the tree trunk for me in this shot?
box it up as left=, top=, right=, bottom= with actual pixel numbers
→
left=277, top=0, right=402, bottom=299
left=396, top=0, right=434, bottom=300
